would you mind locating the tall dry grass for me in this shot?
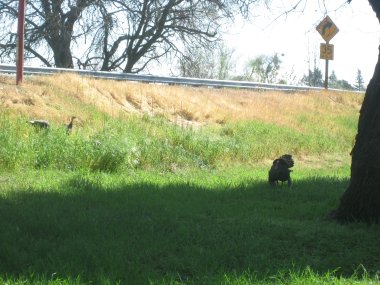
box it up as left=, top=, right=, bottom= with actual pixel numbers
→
left=0, top=73, right=363, bottom=130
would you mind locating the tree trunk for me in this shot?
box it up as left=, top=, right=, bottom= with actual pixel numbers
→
left=51, top=40, right=74, bottom=68
left=333, top=1, right=380, bottom=223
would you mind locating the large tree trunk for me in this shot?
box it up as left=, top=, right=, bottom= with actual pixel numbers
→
left=51, top=40, right=74, bottom=68
left=333, top=0, right=380, bottom=223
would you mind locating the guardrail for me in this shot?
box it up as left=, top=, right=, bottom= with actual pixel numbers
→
left=0, top=63, right=326, bottom=92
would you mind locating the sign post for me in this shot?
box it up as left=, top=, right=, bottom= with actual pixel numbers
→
left=316, top=16, right=339, bottom=89
left=16, top=0, right=26, bottom=85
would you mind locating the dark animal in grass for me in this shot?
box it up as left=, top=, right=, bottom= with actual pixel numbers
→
left=28, top=119, right=50, bottom=129
left=268, top=154, right=294, bottom=187
left=65, top=116, right=77, bottom=135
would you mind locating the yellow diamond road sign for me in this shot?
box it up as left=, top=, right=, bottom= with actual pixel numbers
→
left=316, top=16, right=339, bottom=43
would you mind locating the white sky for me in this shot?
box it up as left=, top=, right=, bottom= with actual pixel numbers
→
left=224, top=0, right=380, bottom=86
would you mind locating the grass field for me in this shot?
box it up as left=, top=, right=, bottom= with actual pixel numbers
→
left=1, top=74, right=379, bottom=284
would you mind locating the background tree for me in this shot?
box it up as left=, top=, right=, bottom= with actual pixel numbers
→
left=277, top=66, right=298, bottom=85
left=245, top=53, right=282, bottom=83
left=0, top=0, right=256, bottom=72
left=329, top=70, right=338, bottom=86
left=354, top=69, right=365, bottom=91
left=0, top=0, right=96, bottom=68
left=216, top=45, right=235, bottom=80
left=328, top=70, right=354, bottom=90
left=335, top=79, right=354, bottom=90
left=332, top=0, right=380, bottom=223
left=301, top=66, right=323, bottom=87
left=178, top=43, right=235, bottom=79
left=90, top=0, right=253, bottom=73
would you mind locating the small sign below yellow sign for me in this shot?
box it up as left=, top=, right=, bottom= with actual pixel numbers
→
left=316, top=16, right=339, bottom=43
left=320, top=43, right=334, bottom=60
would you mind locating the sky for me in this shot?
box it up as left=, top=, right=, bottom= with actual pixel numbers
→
left=224, top=0, right=380, bottom=86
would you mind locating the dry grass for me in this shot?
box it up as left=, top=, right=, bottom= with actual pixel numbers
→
left=0, top=73, right=363, bottom=129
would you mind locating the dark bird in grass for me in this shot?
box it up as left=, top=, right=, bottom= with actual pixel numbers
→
left=29, top=119, right=50, bottom=129
left=268, top=154, right=294, bottom=187
left=65, top=116, right=77, bottom=135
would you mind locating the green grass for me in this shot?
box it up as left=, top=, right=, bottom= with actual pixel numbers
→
left=0, top=112, right=355, bottom=173
left=0, top=109, right=378, bottom=284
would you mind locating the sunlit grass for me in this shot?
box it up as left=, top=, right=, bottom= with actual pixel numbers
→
left=0, top=111, right=354, bottom=172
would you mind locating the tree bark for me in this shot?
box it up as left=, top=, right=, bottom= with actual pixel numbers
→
left=333, top=0, right=380, bottom=223
left=50, top=39, right=74, bottom=68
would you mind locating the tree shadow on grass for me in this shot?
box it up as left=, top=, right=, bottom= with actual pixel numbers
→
left=0, top=175, right=379, bottom=284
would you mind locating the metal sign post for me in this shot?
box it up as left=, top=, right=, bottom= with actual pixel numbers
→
left=320, top=43, right=334, bottom=89
left=325, top=55, right=329, bottom=89
left=316, top=16, right=339, bottom=89
left=16, top=0, right=26, bottom=85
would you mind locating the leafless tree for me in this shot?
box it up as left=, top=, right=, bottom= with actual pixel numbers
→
left=0, top=0, right=257, bottom=72
left=0, top=0, right=99, bottom=68
left=82, top=0, right=255, bottom=73
left=178, top=42, right=235, bottom=79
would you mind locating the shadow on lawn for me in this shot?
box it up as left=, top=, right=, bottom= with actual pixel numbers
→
left=0, top=176, right=379, bottom=284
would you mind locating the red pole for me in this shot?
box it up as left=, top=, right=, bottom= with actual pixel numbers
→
left=16, top=0, right=26, bottom=85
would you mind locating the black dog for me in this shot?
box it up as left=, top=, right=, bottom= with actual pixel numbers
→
left=268, top=154, right=294, bottom=187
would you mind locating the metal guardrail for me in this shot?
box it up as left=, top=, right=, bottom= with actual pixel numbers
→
left=0, top=63, right=325, bottom=92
